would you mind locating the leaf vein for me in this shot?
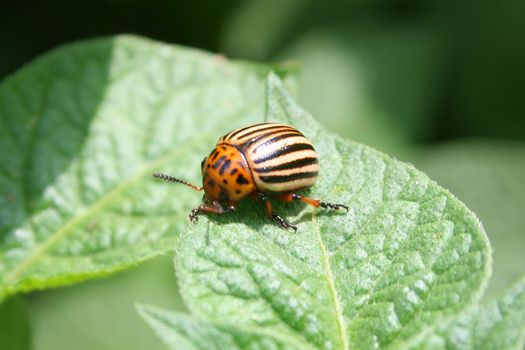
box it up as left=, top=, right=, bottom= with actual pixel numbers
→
left=313, top=217, right=349, bottom=350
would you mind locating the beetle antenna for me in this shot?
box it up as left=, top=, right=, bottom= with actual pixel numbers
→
left=153, top=173, right=203, bottom=191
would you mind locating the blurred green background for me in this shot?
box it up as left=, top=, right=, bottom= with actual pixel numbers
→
left=1, top=0, right=524, bottom=349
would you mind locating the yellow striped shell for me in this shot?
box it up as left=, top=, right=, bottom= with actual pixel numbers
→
left=218, top=122, right=319, bottom=193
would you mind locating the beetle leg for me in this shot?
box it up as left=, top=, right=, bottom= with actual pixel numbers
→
left=258, top=192, right=297, bottom=231
left=277, top=193, right=349, bottom=212
left=249, top=191, right=261, bottom=201
left=188, top=200, right=235, bottom=224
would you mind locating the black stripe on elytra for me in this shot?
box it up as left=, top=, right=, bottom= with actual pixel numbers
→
left=240, top=131, right=301, bottom=152
left=254, top=157, right=318, bottom=173
left=225, top=122, right=269, bottom=140
left=259, top=171, right=318, bottom=183
left=251, top=132, right=303, bottom=152
left=212, top=155, right=227, bottom=169
left=235, top=124, right=295, bottom=141
left=219, top=159, right=231, bottom=175
left=254, top=143, right=315, bottom=164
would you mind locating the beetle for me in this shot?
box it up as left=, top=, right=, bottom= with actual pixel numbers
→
left=153, top=122, right=348, bottom=231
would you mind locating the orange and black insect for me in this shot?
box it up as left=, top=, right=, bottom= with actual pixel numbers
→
left=153, top=122, right=348, bottom=231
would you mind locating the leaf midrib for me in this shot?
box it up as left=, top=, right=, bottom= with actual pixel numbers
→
left=313, top=216, right=349, bottom=350
left=2, top=133, right=212, bottom=287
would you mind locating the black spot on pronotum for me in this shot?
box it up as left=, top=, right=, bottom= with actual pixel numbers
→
left=221, top=146, right=227, bottom=151
left=211, top=150, right=220, bottom=161
left=235, top=189, right=241, bottom=194
left=212, top=155, right=227, bottom=169
left=207, top=179, right=216, bottom=188
left=222, top=179, right=228, bottom=185
left=236, top=174, right=249, bottom=185
left=230, top=168, right=238, bottom=175
left=219, top=159, right=231, bottom=175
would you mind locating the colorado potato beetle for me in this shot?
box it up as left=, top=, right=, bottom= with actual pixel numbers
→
left=153, top=122, right=348, bottom=231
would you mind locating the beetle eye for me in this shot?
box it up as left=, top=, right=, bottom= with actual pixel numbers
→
left=200, top=157, right=207, bottom=171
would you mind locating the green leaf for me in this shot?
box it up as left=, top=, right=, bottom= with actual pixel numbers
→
left=0, top=296, right=30, bottom=350
left=173, top=74, right=493, bottom=349
left=0, top=35, right=292, bottom=300
left=405, top=275, right=525, bottom=350
left=412, top=141, right=525, bottom=299
left=137, top=303, right=306, bottom=350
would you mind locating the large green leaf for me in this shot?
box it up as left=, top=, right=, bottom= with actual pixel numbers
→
left=167, top=74, right=494, bottom=349
left=406, top=275, right=525, bottom=350
left=0, top=35, right=291, bottom=300
left=139, top=275, right=525, bottom=350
